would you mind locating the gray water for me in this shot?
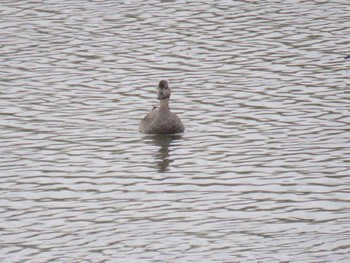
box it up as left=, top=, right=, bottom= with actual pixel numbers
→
left=1, top=1, right=350, bottom=262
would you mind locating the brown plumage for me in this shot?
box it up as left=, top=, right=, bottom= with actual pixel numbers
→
left=139, top=80, right=185, bottom=134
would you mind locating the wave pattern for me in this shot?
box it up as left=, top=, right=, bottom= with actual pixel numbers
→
left=1, top=1, right=350, bottom=262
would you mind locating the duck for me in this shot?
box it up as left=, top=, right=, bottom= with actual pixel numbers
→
left=139, top=80, right=185, bottom=134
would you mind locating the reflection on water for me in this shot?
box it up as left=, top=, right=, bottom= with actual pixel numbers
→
left=143, top=134, right=183, bottom=173
left=1, top=0, right=350, bottom=262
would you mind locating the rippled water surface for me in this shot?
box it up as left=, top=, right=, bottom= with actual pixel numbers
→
left=1, top=1, right=350, bottom=262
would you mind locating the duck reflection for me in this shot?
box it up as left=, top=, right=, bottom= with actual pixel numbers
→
left=142, top=134, right=183, bottom=173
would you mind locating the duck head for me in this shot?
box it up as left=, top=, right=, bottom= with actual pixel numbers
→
left=157, top=80, right=171, bottom=100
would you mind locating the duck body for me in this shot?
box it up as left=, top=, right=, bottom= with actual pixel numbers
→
left=139, top=80, right=185, bottom=134
left=139, top=105, right=184, bottom=134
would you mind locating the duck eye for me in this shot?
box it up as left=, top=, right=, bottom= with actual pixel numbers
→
left=165, top=85, right=168, bottom=89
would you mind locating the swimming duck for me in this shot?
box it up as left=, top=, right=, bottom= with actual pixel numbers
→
left=139, top=80, right=185, bottom=134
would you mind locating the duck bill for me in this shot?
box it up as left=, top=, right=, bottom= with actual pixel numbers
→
left=157, top=91, right=164, bottom=100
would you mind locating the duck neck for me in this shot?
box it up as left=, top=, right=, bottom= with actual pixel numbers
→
left=159, top=98, right=170, bottom=111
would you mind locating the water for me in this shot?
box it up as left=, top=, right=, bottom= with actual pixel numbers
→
left=1, top=1, right=350, bottom=262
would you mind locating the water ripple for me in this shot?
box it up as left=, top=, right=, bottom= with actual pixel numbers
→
left=1, top=0, right=350, bottom=262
